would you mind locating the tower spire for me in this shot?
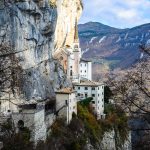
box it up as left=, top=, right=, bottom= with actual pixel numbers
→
left=74, top=18, right=79, bottom=43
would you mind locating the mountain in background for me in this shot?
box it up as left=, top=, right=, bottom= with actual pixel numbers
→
left=78, top=22, right=150, bottom=79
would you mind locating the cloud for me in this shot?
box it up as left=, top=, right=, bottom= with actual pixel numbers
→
left=79, top=0, right=150, bottom=28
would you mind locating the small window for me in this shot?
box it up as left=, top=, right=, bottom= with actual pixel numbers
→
left=78, top=87, right=80, bottom=90
left=92, top=87, right=95, bottom=90
left=102, top=99, right=104, bottom=101
left=80, top=64, right=82, bottom=67
left=98, top=87, right=99, bottom=90
left=102, top=92, right=104, bottom=95
left=85, top=64, right=86, bottom=66
left=92, top=94, right=95, bottom=97
left=92, top=101, right=95, bottom=104
left=70, top=66, right=72, bottom=68
left=65, top=100, right=68, bottom=105
left=98, top=101, right=99, bottom=103
left=18, top=120, right=24, bottom=129
left=98, top=94, right=99, bottom=97
left=78, top=93, right=80, bottom=96
left=102, top=105, right=103, bottom=107
left=81, top=70, right=82, bottom=73
left=85, top=70, right=86, bottom=73
left=85, top=93, right=88, bottom=97
left=85, top=87, right=88, bottom=90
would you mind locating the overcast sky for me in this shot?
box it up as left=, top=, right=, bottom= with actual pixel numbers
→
left=79, top=0, right=150, bottom=28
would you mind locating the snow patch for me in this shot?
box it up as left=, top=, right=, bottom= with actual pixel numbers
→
left=124, top=33, right=128, bottom=40
left=147, top=39, right=150, bottom=44
left=89, top=37, right=97, bottom=44
left=116, top=36, right=121, bottom=43
left=82, top=48, right=90, bottom=56
left=99, top=36, right=106, bottom=43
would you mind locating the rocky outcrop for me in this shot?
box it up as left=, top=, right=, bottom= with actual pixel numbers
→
left=54, top=0, right=82, bottom=50
left=0, top=0, right=82, bottom=101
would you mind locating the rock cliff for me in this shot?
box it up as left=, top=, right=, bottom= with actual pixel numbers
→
left=0, top=0, right=82, bottom=101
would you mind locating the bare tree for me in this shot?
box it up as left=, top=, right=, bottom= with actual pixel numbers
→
left=107, top=43, right=150, bottom=149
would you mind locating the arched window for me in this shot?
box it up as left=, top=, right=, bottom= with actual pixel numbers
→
left=18, top=120, right=24, bottom=129
left=74, top=45, right=78, bottom=49
left=70, top=70, right=73, bottom=76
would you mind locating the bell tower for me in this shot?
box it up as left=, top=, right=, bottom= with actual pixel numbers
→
left=73, top=19, right=81, bottom=83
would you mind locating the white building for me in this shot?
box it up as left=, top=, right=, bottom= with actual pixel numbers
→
left=55, top=88, right=77, bottom=124
left=53, top=21, right=81, bottom=83
left=74, top=80, right=105, bottom=119
left=80, top=59, right=92, bottom=80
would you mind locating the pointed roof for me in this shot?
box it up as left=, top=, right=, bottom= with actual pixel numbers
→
left=74, top=19, right=79, bottom=43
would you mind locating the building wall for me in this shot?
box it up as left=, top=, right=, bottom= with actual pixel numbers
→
left=79, top=61, right=92, bottom=80
left=56, top=94, right=68, bottom=122
left=75, top=85, right=104, bottom=118
left=12, top=108, right=47, bottom=142
left=68, top=93, right=77, bottom=122
left=56, top=93, right=77, bottom=124
left=87, top=62, right=92, bottom=80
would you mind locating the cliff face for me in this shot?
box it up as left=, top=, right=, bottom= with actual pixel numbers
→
left=0, top=0, right=82, bottom=101
left=54, top=0, right=82, bottom=49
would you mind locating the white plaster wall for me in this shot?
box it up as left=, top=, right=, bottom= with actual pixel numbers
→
left=75, top=85, right=104, bottom=117
left=80, top=62, right=88, bottom=79
left=88, top=62, right=92, bottom=80
left=56, top=93, right=77, bottom=124
left=68, top=93, right=77, bottom=122
left=56, top=94, right=69, bottom=123
left=79, top=61, right=92, bottom=80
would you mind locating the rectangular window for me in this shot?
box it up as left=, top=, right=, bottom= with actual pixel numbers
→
left=92, top=87, right=95, bottom=90
left=81, top=70, right=82, bottom=73
left=78, top=93, right=80, bottom=96
left=78, top=87, right=80, bottom=90
left=98, top=94, right=99, bottom=97
left=98, top=87, right=99, bottom=90
left=85, top=93, right=88, bottom=97
left=85, top=64, right=86, bottom=66
left=92, top=94, right=95, bottom=97
left=92, top=101, right=95, bottom=104
left=85, top=87, right=88, bottom=90
left=70, top=66, right=72, bottom=68
left=98, top=101, right=99, bottom=103
left=85, top=70, right=86, bottom=73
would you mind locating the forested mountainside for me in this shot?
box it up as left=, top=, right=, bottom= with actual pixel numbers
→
left=79, top=22, right=150, bottom=77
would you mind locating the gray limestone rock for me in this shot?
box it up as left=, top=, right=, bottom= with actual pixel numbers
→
left=0, top=0, right=71, bottom=101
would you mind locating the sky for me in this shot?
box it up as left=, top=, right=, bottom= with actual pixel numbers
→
left=79, top=0, right=150, bottom=28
